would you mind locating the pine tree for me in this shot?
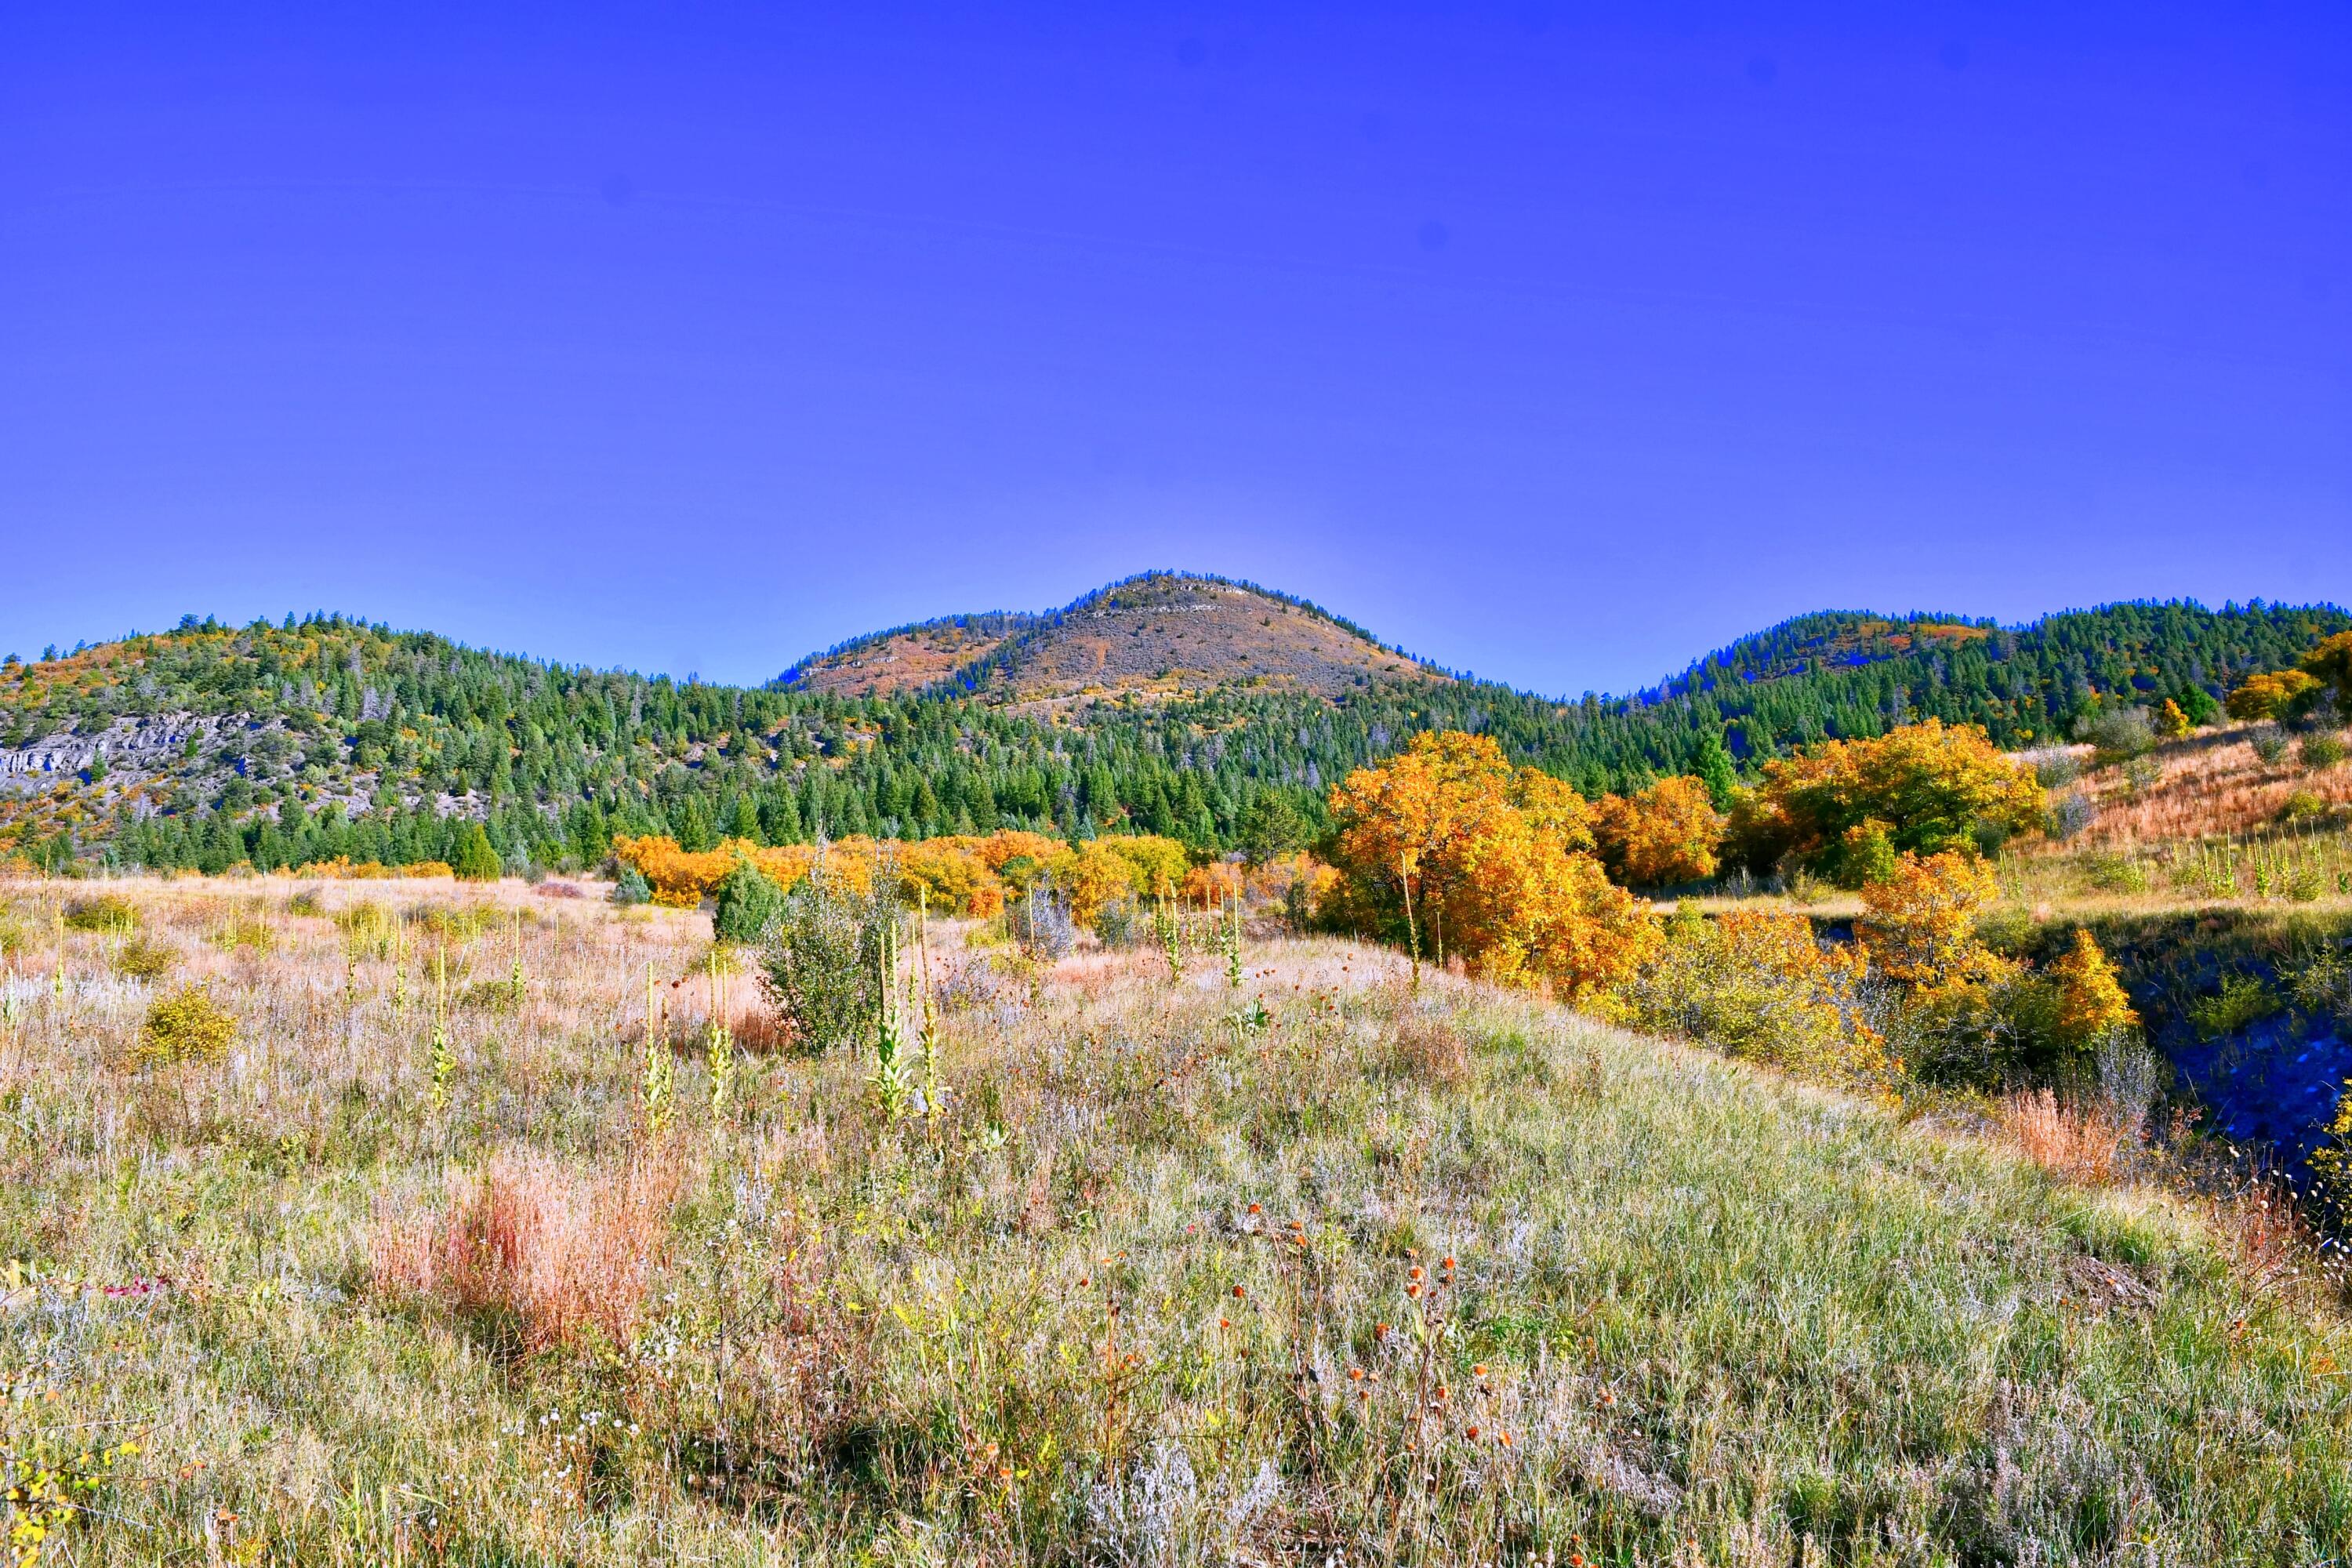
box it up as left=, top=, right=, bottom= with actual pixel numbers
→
left=453, top=822, right=503, bottom=881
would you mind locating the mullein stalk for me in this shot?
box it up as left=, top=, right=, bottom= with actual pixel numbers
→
left=706, top=950, right=735, bottom=1121
left=426, top=945, right=455, bottom=1112
left=1225, top=885, right=1243, bottom=989
left=644, top=960, right=673, bottom=1134
left=917, top=889, right=943, bottom=1126
left=870, top=919, right=914, bottom=1122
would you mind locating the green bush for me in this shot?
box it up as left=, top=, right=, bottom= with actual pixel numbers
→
left=2276, top=790, right=2326, bottom=825
left=62, top=895, right=138, bottom=934
left=759, top=878, right=891, bottom=1052
left=2187, top=975, right=2282, bottom=1040
left=112, top=937, right=177, bottom=981
left=139, top=983, right=237, bottom=1065
left=2301, top=731, right=2347, bottom=769
left=610, top=866, right=652, bottom=906
left=713, top=860, right=785, bottom=945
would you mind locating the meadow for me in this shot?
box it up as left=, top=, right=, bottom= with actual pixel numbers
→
left=4, top=873, right=2351, bottom=1564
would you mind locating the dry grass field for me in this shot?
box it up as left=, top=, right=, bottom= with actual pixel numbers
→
left=4, top=873, right=2351, bottom=1563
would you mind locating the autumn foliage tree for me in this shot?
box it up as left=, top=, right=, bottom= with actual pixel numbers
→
left=1726, top=719, right=2043, bottom=886
left=1592, top=775, right=1724, bottom=887
left=2049, top=927, right=2139, bottom=1051
left=1327, top=731, right=1653, bottom=996
left=2225, top=670, right=2320, bottom=721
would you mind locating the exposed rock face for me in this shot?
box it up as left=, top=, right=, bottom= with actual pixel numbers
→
left=0, top=714, right=223, bottom=790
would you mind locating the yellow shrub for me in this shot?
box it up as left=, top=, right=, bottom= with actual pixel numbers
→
left=1614, top=908, right=1884, bottom=1081
left=140, top=983, right=237, bottom=1065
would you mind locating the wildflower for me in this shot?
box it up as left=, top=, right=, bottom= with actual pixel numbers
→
left=1232, top=1283, right=1247, bottom=1298
left=1497, top=1431, right=1512, bottom=1447
left=1407, top=1283, right=1422, bottom=1298
left=1472, top=1363, right=1488, bottom=1378
left=1247, top=1203, right=1261, bottom=1215
left=1348, top=1367, right=1363, bottom=1381
left=1465, top=1425, right=1480, bottom=1439
left=1408, top=1265, right=1425, bottom=1281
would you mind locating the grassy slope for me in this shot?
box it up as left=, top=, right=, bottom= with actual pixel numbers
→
left=2, top=878, right=2349, bottom=1563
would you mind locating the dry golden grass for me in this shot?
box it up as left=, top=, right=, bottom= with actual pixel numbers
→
left=5, top=873, right=2352, bottom=1563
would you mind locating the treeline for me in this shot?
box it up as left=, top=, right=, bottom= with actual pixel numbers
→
left=1, top=597, right=2343, bottom=876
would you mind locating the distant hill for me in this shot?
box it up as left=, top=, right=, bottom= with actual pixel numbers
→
left=0, top=585, right=2341, bottom=876
left=777, top=572, right=1445, bottom=702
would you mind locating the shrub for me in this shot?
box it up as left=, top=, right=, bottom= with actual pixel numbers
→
left=1612, top=907, right=1883, bottom=1081
left=1388, top=1011, right=1472, bottom=1087
left=1857, top=851, right=2009, bottom=996
left=1010, top=884, right=1076, bottom=961
left=2154, top=699, right=2193, bottom=739
left=2031, top=751, right=2082, bottom=789
left=62, top=895, right=137, bottom=934
left=760, top=875, right=891, bottom=1052
left=712, top=859, right=785, bottom=945
left=209, top=917, right=275, bottom=954
left=139, top=983, right=236, bottom=1065
left=2122, top=753, right=2163, bottom=792
left=2276, top=790, right=2326, bottom=825
left=1093, top=898, right=1139, bottom=948
left=2074, top=706, right=2154, bottom=761
left=333, top=900, right=397, bottom=958
left=285, top=889, right=325, bottom=917
left=2248, top=724, right=2292, bottom=765
left=2300, top=731, right=2347, bottom=769
left=1327, top=731, right=1653, bottom=997
left=2188, top=975, right=2281, bottom=1040
left=2049, top=792, right=2097, bottom=840
left=610, top=865, right=652, bottom=906
left=112, top=936, right=176, bottom=981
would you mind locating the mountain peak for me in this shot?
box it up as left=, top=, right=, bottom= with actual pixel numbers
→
left=779, top=571, right=1445, bottom=704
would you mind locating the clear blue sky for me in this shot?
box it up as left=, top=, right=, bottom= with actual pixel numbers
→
left=4, top=2, right=2347, bottom=697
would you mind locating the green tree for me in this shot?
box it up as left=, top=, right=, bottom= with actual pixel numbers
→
left=453, top=822, right=503, bottom=881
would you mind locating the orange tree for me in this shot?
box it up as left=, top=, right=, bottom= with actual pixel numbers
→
left=1327, top=731, right=1652, bottom=996
left=1592, top=775, right=1724, bottom=887
left=1726, top=719, right=2042, bottom=885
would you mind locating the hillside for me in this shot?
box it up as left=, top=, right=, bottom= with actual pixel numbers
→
left=5, top=883, right=2348, bottom=1561
left=777, top=572, right=1444, bottom=703
left=0, top=588, right=2341, bottom=877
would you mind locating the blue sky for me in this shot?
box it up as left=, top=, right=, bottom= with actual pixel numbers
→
left=3, top=2, right=2346, bottom=697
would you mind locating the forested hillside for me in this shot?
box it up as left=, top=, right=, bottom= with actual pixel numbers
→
left=0, top=581, right=2340, bottom=875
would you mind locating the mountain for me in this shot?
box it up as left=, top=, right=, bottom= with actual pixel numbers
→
left=0, top=583, right=2342, bottom=877
left=777, top=573, right=1446, bottom=703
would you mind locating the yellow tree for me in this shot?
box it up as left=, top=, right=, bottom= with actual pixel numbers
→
left=1330, top=731, right=1649, bottom=997
left=1592, top=775, right=1724, bottom=887
left=2300, top=631, right=2352, bottom=710
left=1733, top=719, right=2042, bottom=884
left=2049, top=927, right=2138, bottom=1048
left=2226, top=670, right=2319, bottom=721
left=1856, top=851, right=2011, bottom=1000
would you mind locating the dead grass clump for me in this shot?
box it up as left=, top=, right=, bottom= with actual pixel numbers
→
left=1998, top=1089, right=2140, bottom=1185
left=1391, top=1012, right=1472, bottom=1086
left=371, top=1148, right=681, bottom=1352
left=731, top=1006, right=794, bottom=1054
